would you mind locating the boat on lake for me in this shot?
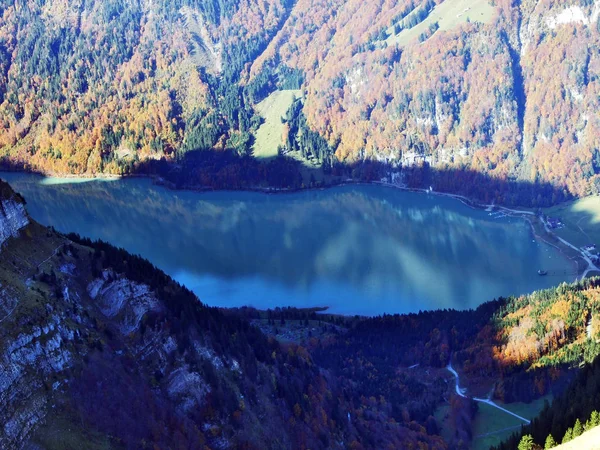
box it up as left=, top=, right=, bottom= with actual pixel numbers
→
left=538, top=270, right=548, bottom=276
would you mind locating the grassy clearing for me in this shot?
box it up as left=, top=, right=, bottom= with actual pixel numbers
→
left=385, top=0, right=496, bottom=47
left=0, top=223, right=66, bottom=314
left=31, top=414, right=113, bottom=450
left=525, top=215, right=586, bottom=278
left=433, top=404, right=454, bottom=443
left=544, top=196, right=600, bottom=249
left=253, top=90, right=301, bottom=159
left=472, top=395, right=552, bottom=450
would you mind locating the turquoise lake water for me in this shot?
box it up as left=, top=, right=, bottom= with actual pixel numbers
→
left=1, top=172, right=574, bottom=315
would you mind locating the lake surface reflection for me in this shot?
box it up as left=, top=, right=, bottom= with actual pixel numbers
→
left=1, top=173, right=574, bottom=315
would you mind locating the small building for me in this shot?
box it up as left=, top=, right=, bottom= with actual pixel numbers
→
left=546, top=217, right=563, bottom=228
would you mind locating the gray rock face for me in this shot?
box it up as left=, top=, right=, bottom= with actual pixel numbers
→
left=167, top=366, right=211, bottom=413
left=88, top=274, right=162, bottom=335
left=0, top=313, right=75, bottom=449
left=0, top=200, right=28, bottom=248
left=0, top=225, right=236, bottom=449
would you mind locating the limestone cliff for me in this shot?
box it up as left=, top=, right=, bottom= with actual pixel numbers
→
left=0, top=180, right=28, bottom=248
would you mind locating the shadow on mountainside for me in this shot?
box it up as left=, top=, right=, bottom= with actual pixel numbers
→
left=1, top=149, right=571, bottom=208
left=130, top=149, right=570, bottom=208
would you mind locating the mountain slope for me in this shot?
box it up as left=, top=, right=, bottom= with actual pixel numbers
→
left=0, top=179, right=450, bottom=449
left=251, top=0, right=600, bottom=199
left=0, top=0, right=292, bottom=173
left=0, top=0, right=598, bottom=204
left=0, top=189, right=319, bottom=449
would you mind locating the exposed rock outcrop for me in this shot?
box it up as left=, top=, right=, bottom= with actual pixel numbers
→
left=88, top=271, right=163, bottom=335
left=0, top=223, right=247, bottom=449
left=0, top=311, right=75, bottom=449
left=0, top=199, right=28, bottom=248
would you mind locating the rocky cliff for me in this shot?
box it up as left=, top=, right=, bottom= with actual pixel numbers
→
left=0, top=224, right=266, bottom=448
left=0, top=225, right=266, bottom=448
left=0, top=178, right=280, bottom=448
left=0, top=181, right=28, bottom=248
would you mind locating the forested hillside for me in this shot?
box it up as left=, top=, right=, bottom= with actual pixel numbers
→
left=4, top=175, right=600, bottom=448
left=308, top=278, right=600, bottom=448
left=0, top=0, right=598, bottom=205
left=250, top=0, right=600, bottom=202
left=0, top=0, right=294, bottom=173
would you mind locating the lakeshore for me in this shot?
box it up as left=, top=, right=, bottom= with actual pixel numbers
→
left=0, top=171, right=577, bottom=316
left=1, top=167, right=594, bottom=282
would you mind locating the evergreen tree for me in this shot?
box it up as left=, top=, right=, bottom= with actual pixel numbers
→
left=591, top=410, right=600, bottom=427
left=544, top=434, right=556, bottom=449
left=573, top=418, right=583, bottom=438
left=562, top=427, right=573, bottom=444
left=518, top=434, right=535, bottom=450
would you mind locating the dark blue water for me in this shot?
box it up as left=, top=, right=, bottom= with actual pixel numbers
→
left=1, top=172, right=574, bottom=315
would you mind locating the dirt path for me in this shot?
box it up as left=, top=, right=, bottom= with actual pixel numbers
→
left=475, top=424, right=522, bottom=438
left=446, top=362, right=531, bottom=424
left=37, top=243, right=65, bottom=269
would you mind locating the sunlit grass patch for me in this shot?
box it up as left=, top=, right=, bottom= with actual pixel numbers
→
left=472, top=395, right=551, bottom=450
left=253, top=90, right=302, bottom=159
left=385, top=0, right=496, bottom=47
left=545, top=196, right=600, bottom=248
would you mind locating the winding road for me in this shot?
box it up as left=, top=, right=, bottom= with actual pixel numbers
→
left=538, top=218, right=600, bottom=280
left=378, top=180, right=599, bottom=280
left=446, top=362, right=531, bottom=424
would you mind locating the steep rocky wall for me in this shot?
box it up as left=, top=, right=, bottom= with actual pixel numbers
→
left=0, top=243, right=218, bottom=448
left=0, top=196, right=29, bottom=248
left=0, top=313, right=75, bottom=449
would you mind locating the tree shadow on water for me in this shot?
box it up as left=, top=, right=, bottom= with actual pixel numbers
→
left=1, top=150, right=572, bottom=208
left=131, top=149, right=569, bottom=208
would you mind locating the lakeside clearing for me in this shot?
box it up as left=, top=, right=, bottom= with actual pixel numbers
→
left=522, top=214, right=587, bottom=280
left=544, top=196, right=600, bottom=249
left=374, top=181, right=596, bottom=282
left=253, top=89, right=302, bottom=159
